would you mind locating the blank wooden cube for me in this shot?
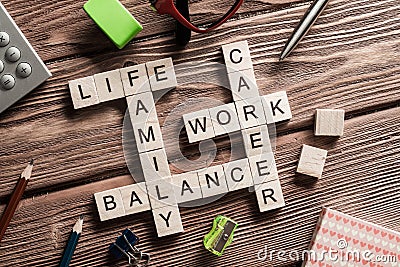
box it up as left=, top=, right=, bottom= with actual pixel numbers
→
left=146, top=58, right=177, bottom=91
left=119, top=182, right=151, bottom=215
left=126, top=92, right=158, bottom=125
left=235, top=97, right=266, bottom=129
left=222, top=41, right=253, bottom=73
left=296, top=144, right=328, bottom=179
left=262, top=91, right=292, bottom=123
left=139, top=148, right=171, bottom=182
left=255, top=180, right=285, bottom=212
left=183, top=109, right=215, bottom=143
left=152, top=205, right=184, bottom=237
left=223, top=158, right=253, bottom=192
left=228, top=69, right=259, bottom=101
left=197, top=165, right=229, bottom=198
left=209, top=103, right=240, bottom=136
left=94, top=69, right=125, bottom=102
left=94, top=188, right=125, bottom=221
left=132, top=122, right=164, bottom=152
left=249, top=153, right=279, bottom=185
left=171, top=172, right=203, bottom=203
left=242, top=125, right=272, bottom=157
left=120, top=64, right=151, bottom=96
left=146, top=178, right=177, bottom=209
left=315, top=109, right=345, bottom=136
left=69, top=76, right=100, bottom=109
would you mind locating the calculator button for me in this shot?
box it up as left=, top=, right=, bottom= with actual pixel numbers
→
left=0, top=60, right=3, bottom=73
left=5, top=46, right=21, bottom=62
left=1, top=74, right=15, bottom=90
left=0, top=32, right=9, bottom=47
left=16, top=62, right=32, bottom=78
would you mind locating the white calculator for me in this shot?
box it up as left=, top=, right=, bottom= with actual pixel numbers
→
left=0, top=2, right=51, bottom=114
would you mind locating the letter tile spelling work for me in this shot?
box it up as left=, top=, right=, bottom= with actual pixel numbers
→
left=70, top=41, right=293, bottom=237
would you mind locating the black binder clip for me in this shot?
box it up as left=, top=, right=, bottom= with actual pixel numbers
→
left=109, top=229, right=150, bottom=267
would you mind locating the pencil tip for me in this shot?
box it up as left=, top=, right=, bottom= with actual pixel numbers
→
left=80, top=215, right=84, bottom=221
left=29, top=159, right=34, bottom=165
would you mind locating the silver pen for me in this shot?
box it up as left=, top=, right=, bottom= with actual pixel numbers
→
left=280, top=0, right=330, bottom=61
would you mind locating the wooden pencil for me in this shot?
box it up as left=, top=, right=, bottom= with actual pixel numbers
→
left=0, top=159, right=34, bottom=242
left=59, top=215, right=84, bottom=267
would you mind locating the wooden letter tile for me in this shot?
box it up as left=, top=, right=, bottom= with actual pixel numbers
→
left=152, top=205, right=184, bottom=237
left=255, top=180, right=285, bottom=212
left=228, top=69, right=259, bottom=101
left=171, top=172, right=203, bottom=203
left=69, top=76, right=100, bottom=109
left=139, top=148, right=171, bottom=182
left=132, top=122, right=164, bottom=152
left=119, top=182, right=151, bottom=215
left=296, top=144, right=328, bottom=179
left=242, top=125, right=272, bottom=157
left=249, top=153, right=279, bottom=185
left=315, top=109, right=345, bottom=136
left=126, top=92, right=158, bottom=125
left=209, top=103, right=240, bottom=136
left=146, top=58, right=177, bottom=91
left=146, top=178, right=177, bottom=209
left=93, top=69, right=125, bottom=102
left=94, top=188, right=125, bottom=221
left=183, top=109, right=215, bottom=143
left=223, top=158, right=253, bottom=192
left=222, top=40, right=253, bottom=73
left=119, top=64, right=151, bottom=96
left=235, top=97, right=266, bottom=129
left=197, top=165, right=229, bottom=198
left=262, top=91, right=292, bottom=123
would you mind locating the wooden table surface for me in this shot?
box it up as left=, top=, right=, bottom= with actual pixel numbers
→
left=0, top=0, right=399, bottom=266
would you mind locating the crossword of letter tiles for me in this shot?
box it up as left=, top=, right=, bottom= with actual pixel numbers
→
left=197, top=165, right=229, bottom=198
left=242, top=125, right=272, bottom=157
left=139, top=148, right=171, bottom=181
left=249, top=153, right=279, bottom=185
left=262, top=91, right=292, bottom=123
left=126, top=92, right=158, bottom=124
left=119, top=183, right=151, bottom=215
left=209, top=103, right=241, bottom=136
left=228, top=69, right=259, bottom=101
left=86, top=42, right=293, bottom=237
left=94, top=69, right=125, bottom=102
left=223, top=158, right=253, bottom=192
left=172, top=172, right=203, bottom=203
left=183, top=109, right=215, bottom=143
left=94, top=188, right=125, bottom=221
left=120, top=63, right=151, bottom=96
left=255, top=180, right=285, bottom=212
left=69, top=76, right=99, bottom=109
left=152, top=205, right=184, bottom=237
left=235, top=96, right=267, bottom=129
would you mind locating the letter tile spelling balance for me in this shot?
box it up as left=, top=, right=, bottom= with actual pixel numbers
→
left=68, top=41, right=292, bottom=237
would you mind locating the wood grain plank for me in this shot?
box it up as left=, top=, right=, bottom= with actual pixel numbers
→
left=1, top=0, right=305, bottom=61
left=0, top=107, right=399, bottom=267
left=0, top=0, right=399, bottom=197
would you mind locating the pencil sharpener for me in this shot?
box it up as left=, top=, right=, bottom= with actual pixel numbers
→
left=203, top=215, right=238, bottom=256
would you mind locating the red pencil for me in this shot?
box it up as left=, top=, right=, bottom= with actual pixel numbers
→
left=0, top=160, right=34, bottom=242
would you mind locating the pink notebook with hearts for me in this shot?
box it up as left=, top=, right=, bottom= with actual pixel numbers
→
left=302, top=207, right=400, bottom=267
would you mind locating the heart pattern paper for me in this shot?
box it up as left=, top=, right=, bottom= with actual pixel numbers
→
left=302, top=208, right=400, bottom=267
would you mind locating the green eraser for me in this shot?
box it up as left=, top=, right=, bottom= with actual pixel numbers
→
left=83, top=0, right=143, bottom=49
